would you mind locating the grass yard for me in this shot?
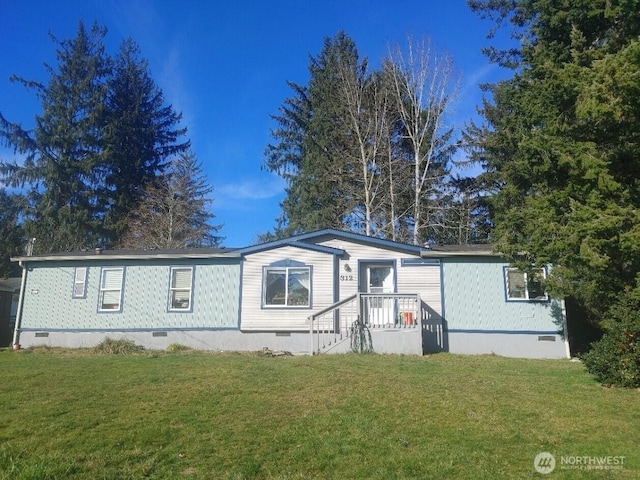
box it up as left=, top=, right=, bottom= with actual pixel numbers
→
left=0, top=348, right=638, bottom=479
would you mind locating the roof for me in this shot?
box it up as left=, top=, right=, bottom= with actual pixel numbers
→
left=421, top=243, right=498, bottom=257
left=9, top=229, right=498, bottom=263
left=11, top=247, right=240, bottom=263
left=238, top=229, right=424, bottom=256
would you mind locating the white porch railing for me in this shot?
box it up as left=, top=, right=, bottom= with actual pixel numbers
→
left=308, top=293, right=421, bottom=354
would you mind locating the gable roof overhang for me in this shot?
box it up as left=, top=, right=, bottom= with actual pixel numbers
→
left=239, top=229, right=423, bottom=256
left=237, top=239, right=345, bottom=257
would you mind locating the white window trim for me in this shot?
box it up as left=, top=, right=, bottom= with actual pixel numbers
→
left=98, top=267, right=124, bottom=312
left=263, top=266, right=311, bottom=308
left=168, top=266, right=194, bottom=312
left=72, top=267, right=88, bottom=298
left=505, top=267, right=548, bottom=302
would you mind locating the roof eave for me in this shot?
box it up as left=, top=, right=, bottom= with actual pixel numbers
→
left=11, top=252, right=241, bottom=262
left=238, top=240, right=345, bottom=256
left=420, top=250, right=500, bottom=258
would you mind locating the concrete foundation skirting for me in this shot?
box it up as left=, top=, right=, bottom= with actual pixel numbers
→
left=446, top=331, right=569, bottom=359
left=15, top=329, right=567, bottom=358
left=16, top=328, right=424, bottom=356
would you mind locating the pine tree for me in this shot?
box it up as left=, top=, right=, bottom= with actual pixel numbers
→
left=101, top=38, right=190, bottom=243
left=0, top=21, right=111, bottom=253
left=468, top=1, right=640, bottom=386
left=0, top=190, right=25, bottom=277
left=119, top=151, right=223, bottom=249
left=467, top=0, right=640, bottom=316
left=264, top=33, right=462, bottom=244
left=0, top=22, right=192, bottom=253
left=264, top=32, right=362, bottom=236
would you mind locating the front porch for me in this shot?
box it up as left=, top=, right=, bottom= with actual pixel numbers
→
left=308, top=293, right=444, bottom=355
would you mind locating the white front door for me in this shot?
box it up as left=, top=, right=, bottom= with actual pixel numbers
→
left=364, top=263, right=395, bottom=326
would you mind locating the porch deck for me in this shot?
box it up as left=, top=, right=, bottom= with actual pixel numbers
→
left=309, top=293, right=437, bottom=354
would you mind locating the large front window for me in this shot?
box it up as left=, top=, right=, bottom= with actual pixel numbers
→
left=264, top=267, right=310, bottom=307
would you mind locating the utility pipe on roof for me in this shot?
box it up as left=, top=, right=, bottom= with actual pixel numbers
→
left=12, top=260, right=27, bottom=349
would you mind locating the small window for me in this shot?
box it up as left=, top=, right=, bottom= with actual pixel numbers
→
left=505, top=268, right=548, bottom=301
left=98, top=267, right=124, bottom=312
left=72, top=267, right=88, bottom=298
left=263, top=267, right=310, bottom=307
left=169, top=267, right=193, bottom=311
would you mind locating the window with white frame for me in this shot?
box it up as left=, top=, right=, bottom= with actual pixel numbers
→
left=169, top=266, right=193, bottom=311
left=263, top=266, right=310, bottom=307
left=505, top=268, right=548, bottom=301
left=98, top=267, right=124, bottom=311
left=72, top=267, right=88, bottom=298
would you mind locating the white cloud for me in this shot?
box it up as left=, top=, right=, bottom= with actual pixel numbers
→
left=217, top=175, right=286, bottom=201
left=461, top=63, right=497, bottom=96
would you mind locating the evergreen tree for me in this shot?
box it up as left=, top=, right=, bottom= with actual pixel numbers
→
left=0, top=190, right=26, bottom=277
left=0, top=21, right=110, bottom=253
left=264, top=32, right=362, bottom=237
left=467, top=1, right=640, bottom=384
left=264, top=33, right=462, bottom=244
left=119, top=151, right=223, bottom=249
left=467, top=0, right=640, bottom=315
left=101, top=38, right=190, bottom=243
left=0, top=22, right=192, bottom=253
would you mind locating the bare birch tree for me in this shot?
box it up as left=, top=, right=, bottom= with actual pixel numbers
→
left=337, top=61, right=392, bottom=237
left=384, top=36, right=459, bottom=245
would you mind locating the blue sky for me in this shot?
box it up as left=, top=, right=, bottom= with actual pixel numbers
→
left=1, top=1, right=511, bottom=247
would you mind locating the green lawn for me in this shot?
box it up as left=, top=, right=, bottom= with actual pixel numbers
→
left=0, top=348, right=638, bottom=479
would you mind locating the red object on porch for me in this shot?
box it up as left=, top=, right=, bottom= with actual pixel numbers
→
left=402, top=312, right=414, bottom=325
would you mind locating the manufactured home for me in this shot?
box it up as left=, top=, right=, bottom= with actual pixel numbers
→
left=11, top=229, right=569, bottom=358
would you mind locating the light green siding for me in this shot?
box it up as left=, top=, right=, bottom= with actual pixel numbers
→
left=442, top=257, right=564, bottom=332
left=21, top=259, right=240, bottom=331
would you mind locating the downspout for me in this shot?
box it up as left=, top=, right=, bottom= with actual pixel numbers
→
left=12, top=260, right=28, bottom=349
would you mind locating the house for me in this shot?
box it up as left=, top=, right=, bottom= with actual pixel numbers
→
left=10, top=229, right=569, bottom=358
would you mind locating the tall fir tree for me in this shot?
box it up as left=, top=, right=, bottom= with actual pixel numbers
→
left=0, top=21, right=111, bottom=253
left=264, top=32, right=362, bottom=237
left=467, top=0, right=640, bottom=316
left=264, top=33, right=463, bottom=244
left=0, top=22, right=193, bottom=253
left=101, top=38, right=190, bottom=243
left=467, top=0, right=640, bottom=386
left=0, top=190, right=25, bottom=277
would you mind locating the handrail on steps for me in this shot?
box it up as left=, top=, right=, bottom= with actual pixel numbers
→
left=308, top=293, right=421, bottom=355
left=308, top=294, right=359, bottom=355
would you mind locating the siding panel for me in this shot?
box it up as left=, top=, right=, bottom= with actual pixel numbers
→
left=442, top=258, right=564, bottom=332
left=21, top=259, right=241, bottom=331
left=317, top=238, right=442, bottom=315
